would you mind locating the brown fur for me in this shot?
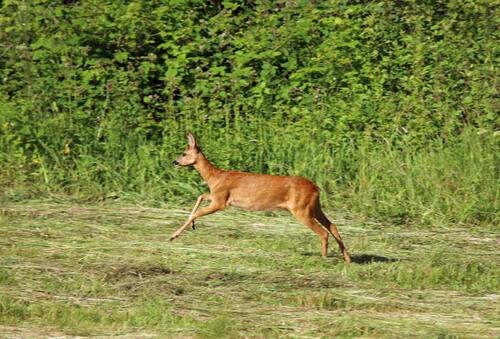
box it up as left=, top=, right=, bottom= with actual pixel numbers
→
left=171, top=133, right=351, bottom=262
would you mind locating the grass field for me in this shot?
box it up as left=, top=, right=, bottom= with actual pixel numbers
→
left=0, top=200, right=498, bottom=338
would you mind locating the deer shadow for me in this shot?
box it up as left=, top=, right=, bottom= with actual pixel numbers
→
left=300, top=252, right=399, bottom=264
left=349, top=254, right=399, bottom=264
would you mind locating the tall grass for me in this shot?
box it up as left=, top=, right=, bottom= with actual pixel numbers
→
left=1, top=124, right=497, bottom=229
left=339, top=130, right=499, bottom=228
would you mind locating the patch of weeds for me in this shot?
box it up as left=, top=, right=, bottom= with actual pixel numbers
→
left=329, top=318, right=382, bottom=337
left=104, top=263, right=173, bottom=281
left=0, top=296, right=30, bottom=322
left=345, top=256, right=499, bottom=292
left=293, top=292, right=348, bottom=310
left=0, top=268, right=15, bottom=284
left=436, top=332, right=461, bottom=339
left=125, top=298, right=178, bottom=329
left=204, top=271, right=251, bottom=287
left=0, top=296, right=127, bottom=336
left=196, top=316, right=236, bottom=338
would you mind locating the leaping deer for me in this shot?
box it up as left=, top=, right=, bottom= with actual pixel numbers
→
left=171, top=133, right=351, bottom=263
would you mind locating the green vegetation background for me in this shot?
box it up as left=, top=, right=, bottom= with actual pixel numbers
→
left=0, top=0, right=498, bottom=228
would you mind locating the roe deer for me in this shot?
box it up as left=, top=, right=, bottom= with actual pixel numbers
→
left=171, top=133, right=351, bottom=262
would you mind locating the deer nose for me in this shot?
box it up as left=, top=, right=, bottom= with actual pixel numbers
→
left=173, top=160, right=178, bottom=165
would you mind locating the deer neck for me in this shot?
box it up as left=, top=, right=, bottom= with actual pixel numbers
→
left=194, top=153, right=220, bottom=185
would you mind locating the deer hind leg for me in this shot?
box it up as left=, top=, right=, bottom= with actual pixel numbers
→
left=314, top=202, right=351, bottom=263
left=291, top=208, right=329, bottom=257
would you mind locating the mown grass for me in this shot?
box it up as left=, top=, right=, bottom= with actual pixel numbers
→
left=0, top=201, right=498, bottom=338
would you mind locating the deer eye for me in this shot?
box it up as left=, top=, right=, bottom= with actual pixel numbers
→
left=182, top=152, right=187, bottom=156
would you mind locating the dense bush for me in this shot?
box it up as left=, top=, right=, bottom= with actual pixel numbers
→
left=0, top=0, right=498, bottom=227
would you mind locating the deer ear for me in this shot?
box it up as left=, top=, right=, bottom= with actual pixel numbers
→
left=187, top=132, right=197, bottom=149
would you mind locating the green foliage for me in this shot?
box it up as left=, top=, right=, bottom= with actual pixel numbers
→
left=0, top=1, right=498, bottom=227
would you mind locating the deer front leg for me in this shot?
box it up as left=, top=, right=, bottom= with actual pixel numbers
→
left=169, top=202, right=224, bottom=241
left=188, top=194, right=209, bottom=230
